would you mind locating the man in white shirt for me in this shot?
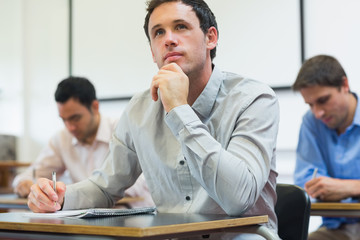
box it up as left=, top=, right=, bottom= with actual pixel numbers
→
left=14, top=77, right=154, bottom=208
left=27, top=1, right=279, bottom=239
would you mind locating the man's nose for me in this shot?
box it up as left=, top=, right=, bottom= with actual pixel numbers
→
left=312, top=105, right=325, bottom=119
left=65, top=121, right=76, bottom=132
left=165, top=31, right=178, bottom=47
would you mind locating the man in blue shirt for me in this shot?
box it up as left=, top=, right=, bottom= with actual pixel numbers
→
left=293, top=54, right=360, bottom=240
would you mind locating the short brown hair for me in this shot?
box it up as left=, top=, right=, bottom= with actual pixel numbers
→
left=292, top=55, right=347, bottom=91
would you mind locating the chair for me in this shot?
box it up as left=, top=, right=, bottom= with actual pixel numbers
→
left=0, top=134, right=17, bottom=191
left=275, top=183, right=311, bottom=240
left=0, top=134, right=17, bottom=160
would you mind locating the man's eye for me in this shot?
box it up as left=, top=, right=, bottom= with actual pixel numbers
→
left=176, top=24, right=187, bottom=30
left=318, top=96, right=330, bottom=105
left=155, top=29, right=164, bottom=37
left=73, top=116, right=81, bottom=121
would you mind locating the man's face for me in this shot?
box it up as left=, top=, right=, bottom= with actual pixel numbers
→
left=148, top=1, right=214, bottom=75
left=300, top=84, right=351, bottom=132
left=57, top=98, right=98, bottom=144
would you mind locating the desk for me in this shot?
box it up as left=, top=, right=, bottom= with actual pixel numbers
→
left=0, top=193, right=28, bottom=211
left=0, top=212, right=271, bottom=239
left=311, top=202, right=360, bottom=217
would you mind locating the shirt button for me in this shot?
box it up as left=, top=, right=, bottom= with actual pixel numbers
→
left=179, top=160, right=185, bottom=165
left=186, top=196, right=191, bottom=201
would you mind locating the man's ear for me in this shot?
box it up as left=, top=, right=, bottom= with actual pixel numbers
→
left=91, top=100, right=99, bottom=113
left=342, top=76, right=350, bottom=92
left=206, top=26, right=218, bottom=50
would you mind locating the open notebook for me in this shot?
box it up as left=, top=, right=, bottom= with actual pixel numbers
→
left=23, top=207, right=157, bottom=219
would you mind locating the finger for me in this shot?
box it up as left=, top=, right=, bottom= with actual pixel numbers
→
left=55, top=182, right=66, bottom=206
left=150, top=79, right=159, bottom=101
left=28, top=191, right=58, bottom=213
left=31, top=183, right=58, bottom=210
left=38, top=178, right=58, bottom=202
left=161, top=62, right=181, bottom=72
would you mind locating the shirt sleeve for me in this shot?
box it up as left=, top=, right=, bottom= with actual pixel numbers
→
left=165, top=93, right=279, bottom=216
left=12, top=135, right=66, bottom=188
left=63, top=129, right=142, bottom=210
left=294, top=112, right=328, bottom=188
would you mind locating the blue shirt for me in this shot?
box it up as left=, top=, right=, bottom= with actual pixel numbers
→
left=294, top=94, right=360, bottom=229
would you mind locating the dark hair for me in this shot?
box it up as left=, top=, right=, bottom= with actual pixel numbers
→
left=292, top=55, right=347, bottom=91
left=143, top=0, right=218, bottom=60
left=55, top=76, right=97, bottom=110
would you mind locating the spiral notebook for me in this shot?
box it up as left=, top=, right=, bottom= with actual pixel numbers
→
left=23, top=206, right=157, bottom=219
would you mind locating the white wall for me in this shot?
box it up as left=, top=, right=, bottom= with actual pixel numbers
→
left=0, top=0, right=68, bottom=162
left=72, top=0, right=301, bottom=98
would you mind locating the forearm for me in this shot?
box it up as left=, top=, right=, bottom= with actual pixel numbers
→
left=342, top=179, right=360, bottom=198
left=63, top=135, right=142, bottom=210
left=63, top=179, right=115, bottom=210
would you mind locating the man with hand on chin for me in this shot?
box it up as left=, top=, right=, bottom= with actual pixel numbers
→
left=28, top=1, right=280, bottom=239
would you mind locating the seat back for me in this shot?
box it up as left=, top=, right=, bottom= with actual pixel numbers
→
left=275, top=183, right=311, bottom=240
left=0, top=134, right=17, bottom=160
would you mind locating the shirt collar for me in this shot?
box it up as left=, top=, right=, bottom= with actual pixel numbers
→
left=71, top=115, right=111, bottom=146
left=191, top=65, right=223, bottom=119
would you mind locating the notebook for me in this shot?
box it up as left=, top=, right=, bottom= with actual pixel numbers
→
left=23, top=206, right=157, bottom=219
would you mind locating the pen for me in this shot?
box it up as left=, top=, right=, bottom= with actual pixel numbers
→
left=52, top=171, right=57, bottom=206
left=312, top=168, right=318, bottom=179
left=52, top=171, right=57, bottom=192
left=32, top=168, right=36, bottom=182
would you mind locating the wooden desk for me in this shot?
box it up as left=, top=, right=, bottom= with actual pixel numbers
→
left=311, top=202, right=360, bottom=217
left=0, top=212, right=271, bottom=239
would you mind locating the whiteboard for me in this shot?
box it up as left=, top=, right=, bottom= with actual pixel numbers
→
left=73, top=0, right=301, bottom=98
left=304, top=0, right=360, bottom=93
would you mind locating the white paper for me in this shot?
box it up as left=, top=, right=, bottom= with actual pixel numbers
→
left=23, top=209, right=88, bottom=218
left=23, top=207, right=157, bottom=219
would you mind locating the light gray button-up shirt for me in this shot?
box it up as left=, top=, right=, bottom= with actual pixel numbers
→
left=64, top=66, right=279, bottom=231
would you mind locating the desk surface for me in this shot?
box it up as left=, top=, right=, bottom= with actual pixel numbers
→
left=0, top=212, right=268, bottom=239
left=311, top=202, right=360, bottom=217
left=0, top=161, right=31, bottom=168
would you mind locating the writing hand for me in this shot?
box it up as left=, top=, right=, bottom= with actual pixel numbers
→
left=14, top=179, right=33, bottom=198
left=150, top=63, right=189, bottom=112
left=305, top=176, right=355, bottom=201
left=27, top=178, right=66, bottom=213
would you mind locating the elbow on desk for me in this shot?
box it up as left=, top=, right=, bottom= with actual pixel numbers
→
left=217, top=179, right=261, bottom=216
left=219, top=190, right=258, bottom=217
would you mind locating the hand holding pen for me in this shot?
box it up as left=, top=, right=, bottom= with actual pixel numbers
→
left=305, top=168, right=322, bottom=200
left=27, top=175, right=66, bottom=213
